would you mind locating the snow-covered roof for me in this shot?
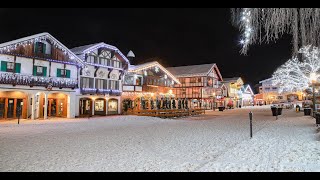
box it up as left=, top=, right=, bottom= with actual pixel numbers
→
left=166, top=63, right=223, bottom=80
left=0, top=32, right=85, bottom=66
left=223, top=77, right=242, bottom=83
left=70, top=42, right=130, bottom=65
left=129, top=61, right=180, bottom=84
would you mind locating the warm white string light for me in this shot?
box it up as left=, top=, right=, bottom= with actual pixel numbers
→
left=232, top=8, right=320, bottom=55
left=272, top=45, right=320, bottom=93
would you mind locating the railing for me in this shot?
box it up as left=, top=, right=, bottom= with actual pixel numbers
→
left=0, top=72, right=78, bottom=89
left=81, top=88, right=121, bottom=96
left=127, top=109, right=206, bottom=118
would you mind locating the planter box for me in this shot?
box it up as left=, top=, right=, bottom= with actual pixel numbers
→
left=304, top=108, right=311, bottom=116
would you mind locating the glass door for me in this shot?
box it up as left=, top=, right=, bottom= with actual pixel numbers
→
left=7, top=99, right=14, bottom=118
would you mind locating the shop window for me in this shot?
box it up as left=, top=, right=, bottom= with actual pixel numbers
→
left=95, top=99, right=105, bottom=112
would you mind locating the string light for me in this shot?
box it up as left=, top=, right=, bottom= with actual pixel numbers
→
left=272, top=45, right=320, bottom=93
left=0, top=33, right=84, bottom=66
left=128, top=62, right=180, bottom=84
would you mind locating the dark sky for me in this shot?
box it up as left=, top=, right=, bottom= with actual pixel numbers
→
left=0, top=8, right=293, bottom=91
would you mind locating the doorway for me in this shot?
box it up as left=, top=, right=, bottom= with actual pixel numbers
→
left=79, top=98, right=92, bottom=116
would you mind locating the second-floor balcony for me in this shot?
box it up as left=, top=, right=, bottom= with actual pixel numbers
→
left=80, top=88, right=122, bottom=96
left=0, top=72, right=78, bottom=89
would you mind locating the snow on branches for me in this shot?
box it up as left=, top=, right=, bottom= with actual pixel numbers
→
left=272, top=45, right=320, bottom=93
left=231, top=8, right=320, bottom=55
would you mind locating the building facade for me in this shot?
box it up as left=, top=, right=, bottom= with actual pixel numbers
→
left=167, top=63, right=224, bottom=110
left=0, top=33, right=84, bottom=120
left=70, top=43, right=130, bottom=117
left=222, top=77, right=244, bottom=108
left=259, top=78, right=303, bottom=104
left=122, top=61, right=180, bottom=111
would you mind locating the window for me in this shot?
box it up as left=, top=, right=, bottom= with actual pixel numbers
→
left=33, top=66, right=47, bottom=77
left=96, top=79, right=104, bottom=89
left=57, top=69, right=71, bottom=78
left=1, top=61, right=21, bottom=73
left=81, top=77, right=94, bottom=88
left=7, top=62, right=14, bottom=72
left=180, top=78, right=186, bottom=84
left=109, top=80, right=119, bottom=90
left=34, top=42, right=47, bottom=55
left=86, top=55, right=96, bottom=64
left=136, top=77, right=142, bottom=86
left=100, top=57, right=108, bottom=65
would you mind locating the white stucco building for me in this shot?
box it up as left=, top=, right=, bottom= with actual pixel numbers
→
left=70, top=43, right=130, bottom=117
left=0, top=33, right=84, bottom=120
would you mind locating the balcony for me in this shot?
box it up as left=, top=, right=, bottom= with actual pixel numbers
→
left=81, top=88, right=121, bottom=96
left=0, top=72, right=78, bottom=89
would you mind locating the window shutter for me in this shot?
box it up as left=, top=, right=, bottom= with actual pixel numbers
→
left=95, top=79, right=98, bottom=89
left=80, top=78, right=83, bottom=88
left=43, top=67, right=47, bottom=77
left=1, top=61, right=7, bottom=72
left=116, top=81, right=119, bottom=90
left=57, top=69, right=61, bottom=77
left=33, top=66, right=37, bottom=76
left=34, top=42, right=38, bottom=53
left=89, top=78, right=94, bottom=88
left=43, top=43, right=47, bottom=54
left=66, top=70, right=71, bottom=78
left=14, top=63, right=21, bottom=73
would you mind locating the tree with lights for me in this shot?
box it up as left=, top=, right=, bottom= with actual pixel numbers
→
left=272, top=45, right=320, bottom=93
left=231, top=8, right=320, bottom=55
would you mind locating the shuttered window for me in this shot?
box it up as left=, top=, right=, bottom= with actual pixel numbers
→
left=1, top=61, right=21, bottom=73
left=33, top=66, right=47, bottom=77
left=57, top=69, right=71, bottom=78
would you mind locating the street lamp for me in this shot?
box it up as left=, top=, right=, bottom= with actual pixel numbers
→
left=310, top=73, right=317, bottom=113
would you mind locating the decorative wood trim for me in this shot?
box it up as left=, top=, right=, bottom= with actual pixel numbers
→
left=108, top=68, right=113, bottom=78
left=94, top=67, right=99, bottom=77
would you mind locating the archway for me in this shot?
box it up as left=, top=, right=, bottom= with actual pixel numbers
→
left=94, top=98, right=106, bottom=116
left=108, top=99, right=119, bottom=115
left=79, top=97, right=93, bottom=117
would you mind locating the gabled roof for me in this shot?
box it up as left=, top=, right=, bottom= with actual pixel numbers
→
left=70, top=42, right=130, bottom=64
left=129, top=61, right=180, bottom=84
left=166, top=63, right=223, bottom=80
left=259, top=78, right=274, bottom=83
left=241, top=84, right=254, bottom=95
left=223, top=77, right=242, bottom=83
left=0, top=32, right=84, bottom=66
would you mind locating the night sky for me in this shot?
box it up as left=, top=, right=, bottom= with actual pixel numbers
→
left=0, top=8, right=293, bottom=92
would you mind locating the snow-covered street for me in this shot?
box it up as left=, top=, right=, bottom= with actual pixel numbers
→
left=0, top=106, right=319, bottom=172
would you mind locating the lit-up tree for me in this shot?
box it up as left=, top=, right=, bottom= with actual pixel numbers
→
left=272, top=45, right=320, bottom=93
left=231, top=8, right=320, bottom=55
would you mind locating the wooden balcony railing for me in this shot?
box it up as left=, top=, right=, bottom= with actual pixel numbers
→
left=0, top=72, right=78, bottom=89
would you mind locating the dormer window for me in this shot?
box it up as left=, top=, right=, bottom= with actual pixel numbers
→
left=34, top=42, right=51, bottom=55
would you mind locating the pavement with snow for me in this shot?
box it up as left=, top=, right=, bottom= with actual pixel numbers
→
left=0, top=106, right=319, bottom=172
